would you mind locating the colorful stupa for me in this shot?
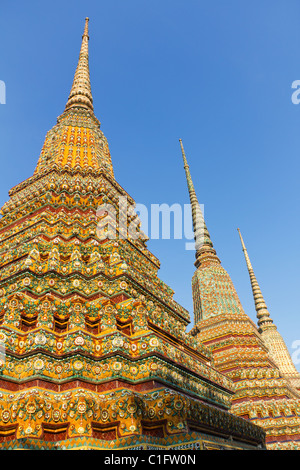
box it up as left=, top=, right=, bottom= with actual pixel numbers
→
left=237, top=228, right=300, bottom=394
left=0, top=19, right=265, bottom=451
left=178, top=141, right=300, bottom=450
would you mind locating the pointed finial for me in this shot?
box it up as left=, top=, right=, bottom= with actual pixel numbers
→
left=179, top=139, right=220, bottom=268
left=65, top=17, right=93, bottom=112
left=237, top=228, right=274, bottom=331
left=179, top=139, right=189, bottom=169
left=237, top=228, right=253, bottom=270
left=83, top=17, right=89, bottom=38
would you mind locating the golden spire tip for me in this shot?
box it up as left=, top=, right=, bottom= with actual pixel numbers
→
left=83, top=17, right=89, bottom=38
left=64, top=17, right=93, bottom=112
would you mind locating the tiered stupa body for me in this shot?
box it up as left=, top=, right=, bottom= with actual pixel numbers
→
left=178, top=141, right=300, bottom=450
left=0, top=19, right=264, bottom=450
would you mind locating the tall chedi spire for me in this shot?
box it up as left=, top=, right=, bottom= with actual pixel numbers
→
left=32, top=17, right=114, bottom=177
left=65, top=18, right=93, bottom=112
left=180, top=142, right=300, bottom=449
left=237, top=228, right=272, bottom=330
left=237, top=228, right=300, bottom=391
left=179, top=139, right=220, bottom=268
left=179, top=139, right=244, bottom=324
left=0, top=20, right=266, bottom=451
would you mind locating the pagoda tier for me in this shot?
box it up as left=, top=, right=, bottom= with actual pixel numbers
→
left=0, top=19, right=264, bottom=450
left=178, top=140, right=300, bottom=450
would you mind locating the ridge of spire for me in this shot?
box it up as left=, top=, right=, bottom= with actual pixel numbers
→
left=237, top=228, right=274, bottom=331
left=65, top=17, right=94, bottom=112
left=179, top=139, right=220, bottom=268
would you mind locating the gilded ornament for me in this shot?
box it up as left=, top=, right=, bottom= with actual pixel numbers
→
left=34, top=334, right=47, bottom=345
left=73, top=360, right=83, bottom=370
left=112, top=337, right=123, bottom=347
left=1, top=410, right=10, bottom=422
left=26, top=402, right=36, bottom=414
left=74, top=336, right=85, bottom=346
left=34, top=359, right=44, bottom=370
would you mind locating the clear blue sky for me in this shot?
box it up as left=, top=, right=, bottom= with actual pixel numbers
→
left=0, top=1, right=299, bottom=370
